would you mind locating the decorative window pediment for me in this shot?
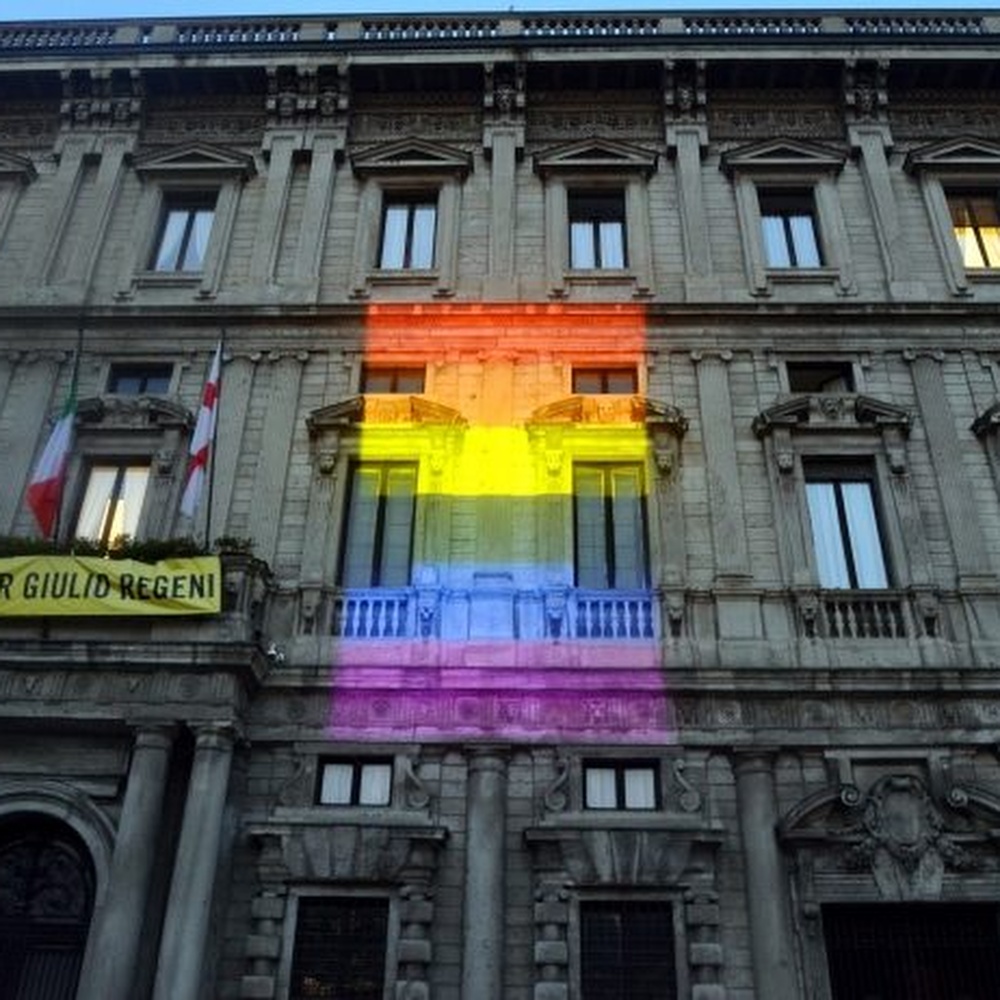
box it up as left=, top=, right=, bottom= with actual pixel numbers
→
left=133, top=142, right=256, bottom=181
left=307, top=395, right=466, bottom=436
left=752, top=393, right=910, bottom=438
left=721, top=137, right=847, bottom=177
left=350, top=137, right=472, bottom=179
left=529, top=394, right=687, bottom=435
left=0, top=150, right=37, bottom=184
left=77, top=395, right=192, bottom=433
left=904, top=136, right=1000, bottom=177
left=533, top=137, right=658, bottom=177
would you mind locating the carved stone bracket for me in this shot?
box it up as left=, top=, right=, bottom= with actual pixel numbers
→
left=844, top=58, right=889, bottom=124
left=60, top=67, right=143, bottom=131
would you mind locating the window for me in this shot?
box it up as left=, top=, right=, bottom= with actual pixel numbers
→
left=574, top=464, right=648, bottom=590
left=787, top=361, right=854, bottom=394
left=150, top=193, right=217, bottom=272
left=361, top=367, right=425, bottom=394
left=339, top=463, right=417, bottom=588
left=805, top=464, right=889, bottom=589
left=948, top=191, right=1000, bottom=269
left=572, top=368, right=638, bottom=394
left=823, top=903, right=1000, bottom=1000
left=318, top=759, right=393, bottom=806
left=107, top=363, right=173, bottom=395
left=289, top=897, right=388, bottom=1000
left=568, top=190, right=627, bottom=269
left=378, top=196, right=437, bottom=270
left=584, top=762, right=658, bottom=810
left=580, top=901, right=677, bottom=1000
left=759, top=189, right=822, bottom=268
left=74, top=462, right=150, bottom=546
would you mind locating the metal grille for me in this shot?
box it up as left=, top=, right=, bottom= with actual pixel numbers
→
left=824, top=903, right=1000, bottom=1000
left=580, top=901, right=676, bottom=1000
left=290, top=897, right=388, bottom=1000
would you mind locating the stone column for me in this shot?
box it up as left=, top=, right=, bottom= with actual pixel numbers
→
left=152, top=724, right=236, bottom=1000
left=733, top=753, right=798, bottom=1000
left=668, top=124, right=719, bottom=300
left=77, top=726, right=175, bottom=1000
left=461, top=749, right=507, bottom=1000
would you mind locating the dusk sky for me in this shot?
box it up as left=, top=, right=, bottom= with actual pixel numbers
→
left=1, top=0, right=981, bottom=23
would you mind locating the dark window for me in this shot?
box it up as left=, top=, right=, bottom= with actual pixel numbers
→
left=824, top=903, right=1000, bottom=1000
left=74, top=462, right=150, bottom=546
left=0, top=820, right=95, bottom=1000
left=379, top=195, right=437, bottom=269
left=584, top=762, right=658, bottom=810
left=572, top=369, right=638, bottom=394
left=805, top=462, right=889, bottom=589
left=318, top=760, right=393, bottom=806
left=787, top=361, right=854, bottom=394
left=361, top=367, right=426, bottom=394
left=569, top=190, right=627, bottom=269
left=574, top=464, right=648, bottom=590
left=759, top=189, right=822, bottom=267
left=290, top=897, right=388, bottom=1000
left=339, top=463, right=417, bottom=588
left=107, top=363, right=173, bottom=395
left=948, top=191, right=1000, bottom=269
left=151, top=192, right=217, bottom=272
left=580, top=900, right=676, bottom=1000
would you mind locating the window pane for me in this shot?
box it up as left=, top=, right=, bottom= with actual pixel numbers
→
left=358, top=764, right=393, bottom=805
left=570, top=221, right=596, bottom=268
left=362, top=370, right=394, bottom=393
left=623, top=768, right=656, bottom=809
left=116, top=466, right=149, bottom=542
left=598, top=220, right=625, bottom=268
left=574, top=467, right=609, bottom=589
left=585, top=767, right=617, bottom=809
left=762, top=215, right=791, bottom=267
left=340, top=467, right=382, bottom=586
left=605, top=369, right=638, bottom=393
left=409, top=204, right=437, bottom=268
left=379, top=205, right=409, bottom=268
left=840, top=482, right=888, bottom=588
left=153, top=210, right=188, bottom=271
left=379, top=466, right=416, bottom=587
left=806, top=482, right=851, bottom=588
left=394, top=370, right=425, bottom=393
left=320, top=763, right=354, bottom=805
left=610, top=466, right=647, bottom=589
left=181, top=209, right=215, bottom=270
left=789, top=214, right=821, bottom=266
left=573, top=371, right=604, bottom=394
left=75, top=467, right=119, bottom=541
left=108, top=363, right=173, bottom=395
left=74, top=464, right=148, bottom=545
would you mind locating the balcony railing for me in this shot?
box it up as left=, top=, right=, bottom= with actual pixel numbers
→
left=798, top=589, right=936, bottom=640
left=565, top=589, right=657, bottom=640
left=333, top=590, right=414, bottom=639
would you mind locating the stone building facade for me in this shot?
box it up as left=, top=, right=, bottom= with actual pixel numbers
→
left=2, top=9, right=1000, bottom=1000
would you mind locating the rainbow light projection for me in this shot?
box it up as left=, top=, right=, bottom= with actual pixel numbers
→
left=329, top=303, right=674, bottom=744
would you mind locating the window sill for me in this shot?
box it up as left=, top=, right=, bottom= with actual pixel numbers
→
left=965, top=267, right=1000, bottom=284
left=132, top=270, right=206, bottom=290
left=765, top=266, right=840, bottom=284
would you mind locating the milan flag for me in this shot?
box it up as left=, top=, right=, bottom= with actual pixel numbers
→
left=180, top=343, right=221, bottom=519
left=26, top=384, right=77, bottom=538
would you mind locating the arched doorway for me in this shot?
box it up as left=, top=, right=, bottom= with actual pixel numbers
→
left=0, top=818, right=96, bottom=1000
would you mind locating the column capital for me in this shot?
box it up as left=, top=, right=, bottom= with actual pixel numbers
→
left=191, top=721, right=239, bottom=752
left=133, top=725, right=177, bottom=752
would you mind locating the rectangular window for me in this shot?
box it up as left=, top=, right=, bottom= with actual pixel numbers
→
left=805, top=465, right=889, bottom=589
left=574, top=464, right=648, bottom=590
left=318, top=760, right=393, bottom=806
left=107, top=363, right=173, bottom=395
left=339, top=463, right=417, bottom=588
left=572, top=368, right=638, bottom=394
left=786, top=361, right=854, bottom=394
left=379, top=196, right=437, bottom=269
left=361, top=366, right=426, bottom=394
left=948, top=192, right=1000, bottom=269
left=290, top=897, right=388, bottom=1000
left=569, top=190, right=627, bottom=269
left=760, top=189, right=822, bottom=268
left=584, top=762, right=658, bottom=810
left=151, top=193, right=217, bottom=272
left=580, top=901, right=677, bottom=1000
left=74, top=462, right=149, bottom=546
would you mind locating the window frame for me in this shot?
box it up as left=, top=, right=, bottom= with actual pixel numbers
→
left=572, top=367, right=639, bottom=395
left=149, top=191, right=218, bottom=274
left=106, top=361, right=176, bottom=396
left=316, top=758, right=394, bottom=808
left=377, top=194, right=438, bottom=271
left=567, top=189, right=628, bottom=271
left=758, top=188, right=824, bottom=269
left=784, top=360, right=856, bottom=395
left=946, top=190, right=1000, bottom=271
left=72, top=459, right=153, bottom=548
left=582, top=760, right=660, bottom=811
left=361, top=366, right=427, bottom=395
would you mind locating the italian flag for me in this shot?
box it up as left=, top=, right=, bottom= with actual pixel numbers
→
left=180, top=343, right=222, bottom=519
left=26, top=384, right=76, bottom=538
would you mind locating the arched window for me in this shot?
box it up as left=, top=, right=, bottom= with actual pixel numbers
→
left=0, top=818, right=95, bottom=1000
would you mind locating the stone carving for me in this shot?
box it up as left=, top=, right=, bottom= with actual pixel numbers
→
left=541, top=758, right=570, bottom=814
left=402, top=755, right=432, bottom=809
left=672, top=759, right=703, bottom=813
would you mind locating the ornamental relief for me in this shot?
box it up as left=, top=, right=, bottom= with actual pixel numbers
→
left=709, top=97, right=843, bottom=141
left=0, top=108, right=59, bottom=148
left=526, top=97, right=661, bottom=143
left=891, top=97, right=1000, bottom=139
left=349, top=110, right=481, bottom=143
left=143, top=98, right=266, bottom=146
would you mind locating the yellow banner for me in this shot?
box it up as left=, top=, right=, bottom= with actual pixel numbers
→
left=0, top=555, right=221, bottom=616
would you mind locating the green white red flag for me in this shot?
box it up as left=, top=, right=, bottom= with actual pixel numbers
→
left=26, top=382, right=77, bottom=538
left=180, top=343, right=221, bottom=519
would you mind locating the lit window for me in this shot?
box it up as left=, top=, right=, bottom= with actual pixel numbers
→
left=379, top=196, right=437, bottom=269
left=786, top=361, right=854, bottom=394
left=151, top=193, right=217, bottom=272
left=759, top=190, right=822, bottom=268
left=572, top=368, right=638, bottom=394
left=584, top=762, right=658, bottom=810
left=290, top=897, right=388, bottom=1000
left=339, top=463, right=417, bottom=588
left=580, top=901, right=677, bottom=1000
left=361, top=367, right=426, bottom=394
left=569, top=190, right=627, bottom=269
left=74, top=463, right=150, bottom=546
left=948, top=192, right=1000, bottom=269
left=107, top=363, right=173, bottom=395
left=318, top=760, right=393, bottom=806
left=805, top=466, right=889, bottom=589
left=574, top=464, right=648, bottom=590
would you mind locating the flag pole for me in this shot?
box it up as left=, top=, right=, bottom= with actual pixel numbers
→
left=53, top=323, right=84, bottom=544
left=204, top=330, right=225, bottom=551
